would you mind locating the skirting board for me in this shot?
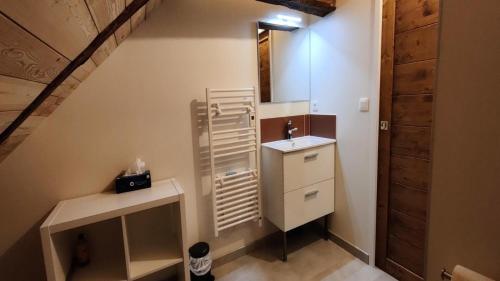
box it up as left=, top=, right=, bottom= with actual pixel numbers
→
left=213, top=226, right=369, bottom=268
left=326, top=231, right=370, bottom=264
left=313, top=219, right=370, bottom=264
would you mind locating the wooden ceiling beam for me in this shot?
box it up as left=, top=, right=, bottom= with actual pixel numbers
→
left=257, top=0, right=336, bottom=17
left=0, top=0, right=150, bottom=145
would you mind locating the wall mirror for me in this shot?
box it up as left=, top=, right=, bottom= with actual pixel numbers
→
left=257, top=22, right=311, bottom=103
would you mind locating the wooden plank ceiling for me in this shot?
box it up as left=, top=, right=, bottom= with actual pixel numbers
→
left=0, top=0, right=163, bottom=162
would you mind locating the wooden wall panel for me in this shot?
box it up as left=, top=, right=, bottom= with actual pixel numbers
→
left=146, top=0, right=163, bottom=18
left=386, top=259, right=423, bottom=281
left=126, top=0, right=146, bottom=31
left=394, top=60, right=436, bottom=95
left=0, top=111, right=20, bottom=132
left=392, top=95, right=433, bottom=126
left=91, top=36, right=117, bottom=66
left=71, top=59, right=97, bottom=82
left=130, top=6, right=146, bottom=30
left=395, top=0, right=439, bottom=33
left=390, top=184, right=427, bottom=221
left=52, top=76, right=80, bottom=99
left=115, top=0, right=137, bottom=44
left=394, top=24, right=438, bottom=64
left=377, top=6, right=439, bottom=276
left=389, top=210, right=426, bottom=249
left=0, top=0, right=98, bottom=59
left=11, top=116, right=46, bottom=136
left=33, top=96, right=60, bottom=117
left=391, top=126, right=431, bottom=159
left=388, top=235, right=425, bottom=276
left=390, top=155, right=429, bottom=191
left=115, top=21, right=131, bottom=45
left=0, top=134, right=28, bottom=162
left=0, top=76, right=45, bottom=112
left=0, top=14, right=69, bottom=84
left=0, top=115, right=45, bottom=161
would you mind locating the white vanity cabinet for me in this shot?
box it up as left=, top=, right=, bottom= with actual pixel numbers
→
left=261, top=136, right=335, bottom=261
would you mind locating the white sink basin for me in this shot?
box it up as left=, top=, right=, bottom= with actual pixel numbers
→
left=262, top=136, right=336, bottom=153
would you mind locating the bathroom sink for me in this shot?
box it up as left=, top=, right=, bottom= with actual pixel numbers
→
left=262, top=136, right=336, bottom=153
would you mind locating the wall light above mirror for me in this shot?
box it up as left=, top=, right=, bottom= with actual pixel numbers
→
left=257, top=20, right=311, bottom=104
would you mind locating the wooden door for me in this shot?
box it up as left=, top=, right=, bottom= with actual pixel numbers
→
left=376, top=0, right=440, bottom=280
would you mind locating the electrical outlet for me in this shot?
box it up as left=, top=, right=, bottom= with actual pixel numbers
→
left=312, top=100, right=319, bottom=113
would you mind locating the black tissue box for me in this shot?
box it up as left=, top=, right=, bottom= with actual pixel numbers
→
left=115, top=170, right=151, bottom=194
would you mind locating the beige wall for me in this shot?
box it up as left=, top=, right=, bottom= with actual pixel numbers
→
left=0, top=1, right=310, bottom=279
left=426, top=0, right=500, bottom=280
left=309, top=0, right=382, bottom=263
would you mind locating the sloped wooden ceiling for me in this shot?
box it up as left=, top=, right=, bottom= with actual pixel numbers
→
left=0, top=0, right=164, bottom=162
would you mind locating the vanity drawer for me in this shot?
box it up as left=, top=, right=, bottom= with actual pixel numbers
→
left=283, top=144, right=335, bottom=193
left=284, top=179, right=335, bottom=231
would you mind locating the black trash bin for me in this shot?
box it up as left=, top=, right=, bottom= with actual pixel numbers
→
left=189, top=242, right=214, bottom=281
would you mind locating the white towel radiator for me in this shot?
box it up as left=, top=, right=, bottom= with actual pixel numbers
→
left=206, top=87, right=262, bottom=237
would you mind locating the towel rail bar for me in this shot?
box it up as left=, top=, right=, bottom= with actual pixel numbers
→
left=207, top=87, right=262, bottom=237
left=441, top=268, right=452, bottom=280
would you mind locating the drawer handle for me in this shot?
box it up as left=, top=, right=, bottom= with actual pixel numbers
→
left=304, top=152, right=319, bottom=160
left=304, top=190, right=319, bottom=198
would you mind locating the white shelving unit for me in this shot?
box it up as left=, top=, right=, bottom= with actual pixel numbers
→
left=40, top=179, right=190, bottom=281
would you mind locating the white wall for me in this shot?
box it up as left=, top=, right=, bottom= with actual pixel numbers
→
left=0, top=1, right=311, bottom=279
left=271, top=28, right=310, bottom=102
left=260, top=100, right=309, bottom=118
left=309, top=0, right=382, bottom=263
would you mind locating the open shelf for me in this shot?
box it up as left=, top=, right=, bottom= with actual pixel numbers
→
left=50, top=217, right=128, bottom=281
left=41, top=179, right=189, bottom=281
left=124, top=204, right=183, bottom=280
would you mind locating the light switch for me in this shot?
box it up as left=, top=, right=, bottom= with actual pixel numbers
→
left=359, top=97, right=370, bottom=112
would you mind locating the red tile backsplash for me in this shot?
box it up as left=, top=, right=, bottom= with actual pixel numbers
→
left=260, top=114, right=336, bottom=143
left=310, top=114, right=336, bottom=139
left=260, top=115, right=308, bottom=143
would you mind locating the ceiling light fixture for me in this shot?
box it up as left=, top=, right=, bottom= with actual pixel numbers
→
left=264, top=14, right=303, bottom=28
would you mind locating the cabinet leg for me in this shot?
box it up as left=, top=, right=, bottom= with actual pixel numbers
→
left=282, top=230, right=287, bottom=262
left=324, top=215, right=329, bottom=241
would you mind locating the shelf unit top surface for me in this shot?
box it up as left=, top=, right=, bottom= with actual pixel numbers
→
left=42, top=179, right=183, bottom=233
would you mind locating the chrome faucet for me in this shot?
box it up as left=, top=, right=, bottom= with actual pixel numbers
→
left=286, top=120, right=298, bottom=139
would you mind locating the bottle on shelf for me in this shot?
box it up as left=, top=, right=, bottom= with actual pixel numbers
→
left=75, top=233, right=90, bottom=267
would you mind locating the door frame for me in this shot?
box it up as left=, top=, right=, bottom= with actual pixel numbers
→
left=375, top=0, right=396, bottom=271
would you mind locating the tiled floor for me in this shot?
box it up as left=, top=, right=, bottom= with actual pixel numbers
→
left=213, top=230, right=395, bottom=281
